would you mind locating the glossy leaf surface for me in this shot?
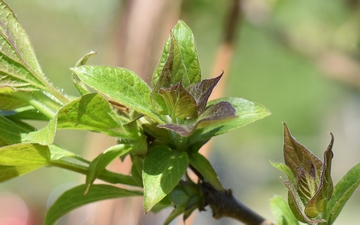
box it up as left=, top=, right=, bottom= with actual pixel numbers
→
left=143, top=146, right=189, bottom=212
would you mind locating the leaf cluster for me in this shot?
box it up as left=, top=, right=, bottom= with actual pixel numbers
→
left=271, top=123, right=360, bottom=225
left=0, top=2, right=270, bottom=224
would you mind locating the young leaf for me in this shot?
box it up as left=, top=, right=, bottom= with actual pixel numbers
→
left=157, top=83, right=197, bottom=119
left=0, top=143, right=50, bottom=182
left=45, top=184, right=142, bottom=225
left=84, top=144, right=132, bottom=194
left=188, top=97, right=270, bottom=142
left=189, top=151, right=224, bottom=191
left=143, top=146, right=189, bottom=212
left=72, top=65, right=163, bottom=123
left=153, top=32, right=189, bottom=90
left=326, top=163, right=360, bottom=225
left=270, top=195, right=299, bottom=225
left=159, top=101, right=236, bottom=137
left=152, top=21, right=201, bottom=87
left=72, top=51, right=97, bottom=96
left=187, top=73, right=222, bottom=114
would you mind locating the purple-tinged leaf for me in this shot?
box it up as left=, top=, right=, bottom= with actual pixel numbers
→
left=305, top=133, right=334, bottom=217
left=158, top=83, right=197, bottom=119
left=281, top=123, right=335, bottom=221
left=158, top=101, right=235, bottom=137
left=187, top=73, right=222, bottom=114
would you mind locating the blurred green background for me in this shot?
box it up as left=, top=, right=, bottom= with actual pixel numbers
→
left=1, top=0, right=359, bottom=224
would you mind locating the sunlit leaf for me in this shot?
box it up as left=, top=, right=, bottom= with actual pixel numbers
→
left=45, top=184, right=142, bottom=225
left=188, top=97, right=270, bottom=142
left=29, top=93, right=129, bottom=145
left=143, top=146, right=189, bottom=212
left=72, top=51, right=96, bottom=96
left=0, top=1, right=46, bottom=91
left=0, top=143, right=50, bottom=182
left=72, top=65, right=163, bottom=123
left=152, top=21, right=201, bottom=88
left=326, top=163, right=360, bottom=225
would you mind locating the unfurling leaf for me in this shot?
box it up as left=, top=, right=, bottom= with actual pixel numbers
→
left=152, top=21, right=200, bottom=88
left=277, top=123, right=334, bottom=223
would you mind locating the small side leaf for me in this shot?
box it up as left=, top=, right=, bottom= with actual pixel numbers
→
left=45, top=184, right=142, bottom=225
left=188, top=97, right=270, bottom=142
left=270, top=195, right=299, bottom=225
left=84, top=144, right=132, bottom=194
left=189, top=151, right=224, bottom=191
left=143, top=146, right=189, bottom=212
left=72, top=51, right=97, bottom=95
left=326, top=163, right=360, bottom=225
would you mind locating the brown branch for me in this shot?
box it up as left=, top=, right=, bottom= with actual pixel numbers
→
left=200, top=181, right=274, bottom=225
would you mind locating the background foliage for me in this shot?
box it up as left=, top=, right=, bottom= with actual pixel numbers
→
left=1, top=0, right=359, bottom=224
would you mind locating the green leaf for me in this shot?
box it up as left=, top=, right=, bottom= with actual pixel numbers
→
left=5, top=106, right=48, bottom=121
left=72, top=51, right=97, bottom=96
left=326, top=163, right=360, bottom=225
left=29, top=93, right=129, bottom=145
left=152, top=20, right=201, bottom=87
left=131, top=156, right=144, bottom=187
left=188, top=97, right=270, bottom=142
left=28, top=116, right=57, bottom=145
left=0, top=143, right=50, bottom=182
left=45, top=184, right=142, bottom=225
left=153, top=32, right=189, bottom=90
left=189, top=151, right=224, bottom=191
left=48, top=144, right=76, bottom=161
left=72, top=65, right=162, bottom=123
left=270, top=195, right=299, bottom=225
left=57, top=93, right=126, bottom=136
left=164, top=204, right=186, bottom=225
left=270, top=161, right=297, bottom=187
left=84, top=144, right=132, bottom=194
left=0, top=86, right=29, bottom=109
left=0, top=114, right=34, bottom=145
left=143, top=146, right=189, bottom=212
left=0, top=1, right=47, bottom=91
